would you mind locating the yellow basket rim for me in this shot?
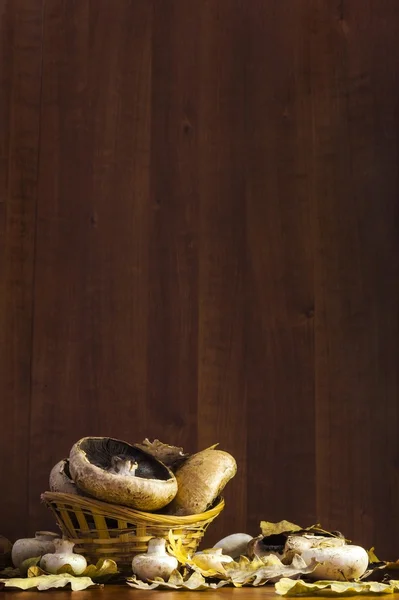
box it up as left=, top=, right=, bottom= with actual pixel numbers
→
left=42, top=491, right=225, bottom=525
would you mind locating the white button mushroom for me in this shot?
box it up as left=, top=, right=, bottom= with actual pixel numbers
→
left=300, top=545, right=369, bottom=581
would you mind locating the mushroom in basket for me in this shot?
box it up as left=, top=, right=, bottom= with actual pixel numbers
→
left=69, top=437, right=178, bottom=511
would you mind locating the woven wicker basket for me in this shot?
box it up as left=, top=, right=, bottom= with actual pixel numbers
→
left=42, top=491, right=224, bottom=570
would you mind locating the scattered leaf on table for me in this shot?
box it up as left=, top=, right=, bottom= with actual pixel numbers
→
left=56, top=558, right=118, bottom=582
left=0, top=574, right=98, bottom=591
left=367, top=547, right=381, bottom=563
left=191, top=555, right=229, bottom=578
left=275, top=577, right=399, bottom=596
left=81, top=558, right=118, bottom=582
left=167, top=533, right=229, bottom=579
left=361, top=561, right=399, bottom=582
left=225, top=554, right=318, bottom=587
left=127, top=570, right=228, bottom=591
left=19, top=556, right=41, bottom=576
left=126, top=576, right=160, bottom=590
left=0, top=566, right=20, bottom=578
left=27, top=566, right=47, bottom=577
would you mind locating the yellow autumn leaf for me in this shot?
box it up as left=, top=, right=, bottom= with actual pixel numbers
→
left=275, top=577, right=399, bottom=596
left=134, top=439, right=189, bottom=468
left=166, top=534, right=227, bottom=578
left=81, top=558, right=118, bottom=581
left=27, top=566, right=46, bottom=578
left=0, top=574, right=97, bottom=591
left=19, top=556, right=41, bottom=576
left=261, top=520, right=303, bottom=536
left=167, top=531, right=192, bottom=565
left=225, top=554, right=317, bottom=587
left=368, top=547, right=382, bottom=563
left=56, top=557, right=118, bottom=582
left=127, top=571, right=228, bottom=591
left=260, top=521, right=347, bottom=540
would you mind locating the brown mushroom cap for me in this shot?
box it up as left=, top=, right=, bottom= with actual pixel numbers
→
left=166, top=447, right=237, bottom=515
left=69, top=437, right=178, bottom=511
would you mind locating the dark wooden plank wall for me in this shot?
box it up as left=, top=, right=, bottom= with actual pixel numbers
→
left=0, top=0, right=398, bottom=558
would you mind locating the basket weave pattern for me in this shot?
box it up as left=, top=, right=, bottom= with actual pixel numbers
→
left=42, top=492, right=224, bottom=569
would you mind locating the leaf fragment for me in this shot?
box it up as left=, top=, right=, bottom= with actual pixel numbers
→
left=81, top=558, right=118, bottom=582
left=0, top=574, right=98, bottom=591
left=261, top=521, right=303, bottom=537
left=368, top=547, right=381, bottom=563
left=361, top=560, right=399, bottom=582
left=27, top=566, right=47, bottom=578
left=134, top=439, right=189, bottom=468
left=127, top=570, right=228, bottom=591
left=19, top=555, right=41, bottom=576
left=0, top=566, right=20, bottom=578
left=275, top=577, right=399, bottom=596
left=56, top=557, right=118, bottom=582
left=225, top=554, right=318, bottom=587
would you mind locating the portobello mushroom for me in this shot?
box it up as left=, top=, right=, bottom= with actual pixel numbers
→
left=166, top=447, right=237, bottom=515
left=69, top=437, right=177, bottom=511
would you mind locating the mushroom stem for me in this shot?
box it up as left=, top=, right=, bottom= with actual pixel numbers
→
left=109, top=456, right=138, bottom=476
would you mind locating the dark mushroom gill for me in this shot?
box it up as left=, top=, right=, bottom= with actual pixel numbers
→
left=64, top=459, right=73, bottom=479
left=79, top=437, right=171, bottom=480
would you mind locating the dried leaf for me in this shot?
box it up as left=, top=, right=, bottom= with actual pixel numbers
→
left=260, top=521, right=346, bottom=540
left=55, top=564, right=76, bottom=576
left=275, top=578, right=399, bottom=596
left=19, top=556, right=41, bottom=576
left=55, top=557, right=118, bottom=582
left=361, top=560, right=399, bottom=583
left=167, top=531, right=192, bottom=566
left=81, top=558, right=118, bottom=582
left=135, top=439, right=189, bottom=468
left=0, top=574, right=98, bottom=591
left=27, top=566, right=47, bottom=578
left=166, top=533, right=229, bottom=578
left=261, top=521, right=303, bottom=537
left=368, top=547, right=381, bottom=563
left=0, top=566, right=20, bottom=578
left=127, top=571, right=228, bottom=591
left=225, top=554, right=318, bottom=587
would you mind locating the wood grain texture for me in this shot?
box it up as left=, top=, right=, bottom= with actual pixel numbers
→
left=0, top=0, right=43, bottom=541
left=147, top=0, right=199, bottom=451
left=28, top=0, right=153, bottom=531
left=0, top=0, right=398, bottom=558
left=245, top=0, right=316, bottom=533
left=310, top=0, right=399, bottom=558
left=197, top=0, right=247, bottom=543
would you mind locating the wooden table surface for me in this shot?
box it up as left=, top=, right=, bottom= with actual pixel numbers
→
left=3, top=586, right=399, bottom=599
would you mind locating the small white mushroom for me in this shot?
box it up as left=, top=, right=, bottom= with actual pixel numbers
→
left=301, top=545, right=369, bottom=581
left=49, top=459, right=80, bottom=495
left=213, top=533, right=253, bottom=559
